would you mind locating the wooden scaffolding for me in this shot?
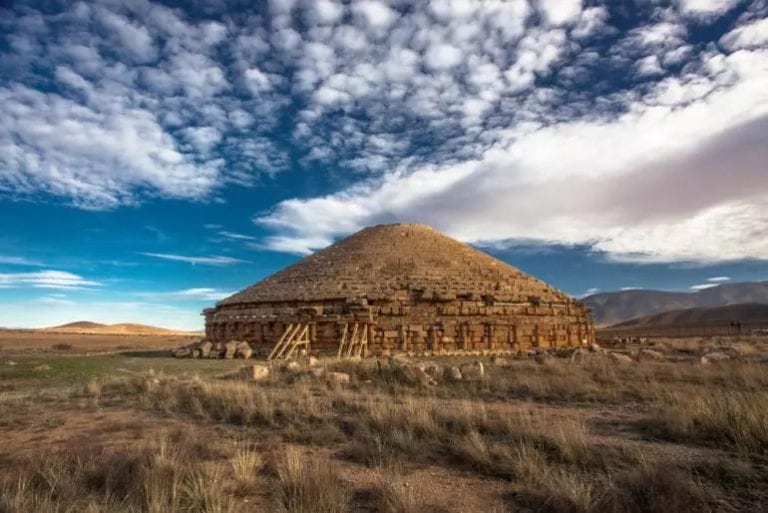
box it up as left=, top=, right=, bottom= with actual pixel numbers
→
left=268, top=323, right=311, bottom=360
left=337, top=322, right=369, bottom=358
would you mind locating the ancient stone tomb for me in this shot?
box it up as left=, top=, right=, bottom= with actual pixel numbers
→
left=201, top=223, right=594, bottom=357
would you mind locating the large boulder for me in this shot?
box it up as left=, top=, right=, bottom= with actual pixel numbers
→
left=234, top=341, right=253, bottom=359
left=172, top=346, right=192, bottom=358
left=327, top=372, right=350, bottom=385
left=198, top=341, right=212, bottom=358
left=284, top=361, right=302, bottom=373
left=402, top=365, right=438, bottom=386
left=609, top=352, right=633, bottom=364
left=388, top=354, right=409, bottom=368
left=446, top=365, right=463, bottom=381
left=242, top=364, right=270, bottom=382
left=459, top=361, right=484, bottom=380
left=638, top=348, right=665, bottom=361
left=701, top=351, right=730, bottom=365
left=415, top=361, right=442, bottom=378
left=223, top=341, right=239, bottom=359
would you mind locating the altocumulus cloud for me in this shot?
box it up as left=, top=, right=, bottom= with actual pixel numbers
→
left=0, top=0, right=767, bottom=263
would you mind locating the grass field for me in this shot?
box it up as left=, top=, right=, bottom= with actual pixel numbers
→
left=1, top=335, right=768, bottom=512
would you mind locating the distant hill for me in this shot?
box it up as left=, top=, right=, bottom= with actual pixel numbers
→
left=610, top=303, right=768, bottom=329
left=583, top=281, right=768, bottom=326
left=39, top=321, right=198, bottom=336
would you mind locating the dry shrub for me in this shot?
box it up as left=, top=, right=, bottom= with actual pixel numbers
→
left=597, top=462, right=709, bottom=513
left=0, top=434, right=234, bottom=513
left=229, top=441, right=262, bottom=488
left=649, top=389, right=768, bottom=455
left=51, top=343, right=72, bottom=350
left=272, top=446, right=350, bottom=513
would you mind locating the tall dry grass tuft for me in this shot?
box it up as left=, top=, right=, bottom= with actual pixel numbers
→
left=272, top=446, right=350, bottom=513
left=230, top=440, right=262, bottom=488
left=650, top=389, right=768, bottom=455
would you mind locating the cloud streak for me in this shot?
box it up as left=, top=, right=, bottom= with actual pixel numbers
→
left=140, top=253, right=248, bottom=266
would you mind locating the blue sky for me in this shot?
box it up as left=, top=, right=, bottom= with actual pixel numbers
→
left=1, top=0, right=767, bottom=330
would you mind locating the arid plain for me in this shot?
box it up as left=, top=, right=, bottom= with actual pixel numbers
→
left=1, top=330, right=768, bottom=513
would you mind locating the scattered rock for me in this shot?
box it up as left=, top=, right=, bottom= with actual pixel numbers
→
left=745, top=353, right=768, bottom=363
left=446, top=365, right=462, bottom=381
left=588, top=343, right=603, bottom=353
left=284, top=361, right=301, bottom=373
left=172, top=347, right=192, bottom=358
left=459, top=361, right=484, bottom=380
left=327, top=372, right=350, bottom=385
left=4, top=360, right=17, bottom=366
left=638, top=348, right=665, bottom=361
left=33, top=364, right=51, bottom=371
left=415, top=361, right=442, bottom=377
left=490, top=355, right=510, bottom=366
left=568, top=348, right=590, bottom=363
left=309, top=367, right=326, bottom=378
left=403, top=365, right=438, bottom=386
left=223, top=341, right=239, bottom=359
left=307, top=356, right=320, bottom=368
left=388, top=355, right=409, bottom=368
left=234, top=341, right=253, bottom=359
left=609, top=352, right=633, bottom=364
left=701, top=351, right=730, bottom=365
left=243, top=364, right=270, bottom=382
left=198, top=341, right=212, bottom=358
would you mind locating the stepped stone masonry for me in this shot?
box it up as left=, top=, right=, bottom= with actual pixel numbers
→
left=203, top=224, right=595, bottom=355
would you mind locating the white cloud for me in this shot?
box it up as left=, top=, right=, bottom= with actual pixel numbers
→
left=707, top=276, right=731, bottom=282
left=219, top=230, right=257, bottom=241
left=424, top=43, right=463, bottom=70
left=539, top=0, right=583, bottom=26
left=0, top=270, right=101, bottom=290
left=256, top=45, right=768, bottom=262
left=0, top=256, right=45, bottom=266
left=678, top=0, right=740, bottom=18
left=140, top=253, right=248, bottom=265
left=143, top=288, right=234, bottom=301
left=721, top=18, right=768, bottom=51
left=352, top=1, right=397, bottom=30
left=636, top=55, right=664, bottom=77
left=691, top=283, right=719, bottom=290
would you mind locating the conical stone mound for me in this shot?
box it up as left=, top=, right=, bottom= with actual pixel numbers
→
left=205, top=223, right=594, bottom=354
left=222, top=223, right=566, bottom=305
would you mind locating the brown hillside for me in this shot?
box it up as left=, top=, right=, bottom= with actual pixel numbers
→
left=611, top=303, right=768, bottom=329
left=40, top=321, right=198, bottom=336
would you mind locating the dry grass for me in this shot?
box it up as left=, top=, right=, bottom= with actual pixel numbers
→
left=271, top=446, right=351, bottom=513
left=3, top=347, right=768, bottom=512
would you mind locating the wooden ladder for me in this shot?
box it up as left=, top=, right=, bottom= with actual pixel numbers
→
left=268, top=323, right=311, bottom=360
left=337, top=322, right=368, bottom=359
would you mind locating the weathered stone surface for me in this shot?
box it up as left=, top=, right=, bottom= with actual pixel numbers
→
left=284, top=361, right=301, bottom=373
left=490, top=355, right=510, bottom=366
left=459, top=361, right=484, bottom=380
left=415, top=361, right=442, bottom=377
left=701, top=351, right=730, bottom=364
left=402, top=365, right=438, bottom=386
left=201, top=224, right=595, bottom=355
left=224, top=341, right=239, bottom=359
left=327, top=372, right=350, bottom=385
left=638, top=348, right=665, bottom=360
left=243, top=364, right=270, bottom=382
left=446, top=366, right=462, bottom=381
left=173, top=347, right=192, bottom=358
left=234, top=341, right=253, bottom=359
left=198, top=341, right=212, bottom=358
left=609, top=352, right=633, bottom=364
